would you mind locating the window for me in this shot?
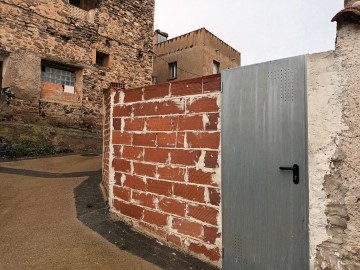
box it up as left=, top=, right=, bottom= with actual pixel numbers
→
left=169, top=62, right=177, bottom=80
left=69, top=0, right=81, bottom=7
left=152, top=76, right=157, bottom=85
left=69, top=0, right=98, bottom=11
left=213, top=60, right=220, bottom=74
left=41, top=62, right=76, bottom=94
left=96, top=51, right=110, bottom=67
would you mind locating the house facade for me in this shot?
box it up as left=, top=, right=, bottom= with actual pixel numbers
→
left=0, top=0, right=154, bottom=152
left=152, top=28, right=241, bottom=84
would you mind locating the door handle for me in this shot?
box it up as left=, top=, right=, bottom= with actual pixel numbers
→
left=279, top=164, right=299, bottom=184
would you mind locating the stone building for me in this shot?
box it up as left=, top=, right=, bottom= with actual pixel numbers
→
left=0, top=0, right=154, bottom=152
left=152, top=28, right=241, bottom=84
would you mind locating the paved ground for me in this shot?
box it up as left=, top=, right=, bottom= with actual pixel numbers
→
left=0, top=155, right=161, bottom=270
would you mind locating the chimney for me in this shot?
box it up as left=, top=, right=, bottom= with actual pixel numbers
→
left=345, top=0, right=359, bottom=7
left=154, top=29, right=169, bottom=45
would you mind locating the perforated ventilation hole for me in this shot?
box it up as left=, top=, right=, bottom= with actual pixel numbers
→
left=232, top=235, right=242, bottom=264
left=268, top=68, right=294, bottom=102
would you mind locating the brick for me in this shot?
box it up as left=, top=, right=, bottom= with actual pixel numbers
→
left=139, top=222, right=166, bottom=238
left=173, top=184, right=205, bottom=203
left=113, top=118, right=122, bottom=130
left=208, top=187, right=221, bottom=206
left=122, top=146, right=143, bottom=160
left=157, top=99, right=185, bottom=115
left=171, top=77, right=202, bottom=96
left=124, top=118, right=144, bottom=131
left=187, top=96, right=219, bottom=113
left=133, top=162, right=156, bottom=177
left=112, top=159, right=131, bottom=173
left=144, top=148, right=169, bottom=163
left=170, top=149, right=201, bottom=166
left=114, top=199, right=143, bottom=220
left=176, top=133, right=185, bottom=148
left=188, top=168, right=215, bottom=186
left=123, top=174, right=146, bottom=191
left=166, top=234, right=182, bottom=246
left=204, top=151, right=219, bottom=168
left=133, top=133, right=156, bottom=147
left=114, top=91, right=121, bottom=104
left=203, top=74, right=221, bottom=93
left=157, top=166, right=185, bottom=182
left=204, top=226, right=221, bottom=244
left=113, top=186, right=131, bottom=201
left=188, top=204, right=219, bottom=225
left=113, top=105, right=132, bottom=117
left=159, top=198, right=186, bottom=216
left=205, top=113, right=219, bottom=131
left=147, top=117, right=175, bottom=131
left=143, top=210, right=168, bottom=227
left=144, top=83, right=170, bottom=100
left=41, top=82, right=63, bottom=92
left=147, top=179, right=173, bottom=196
left=188, top=242, right=221, bottom=261
left=124, top=87, right=143, bottom=103
left=187, top=132, right=220, bottom=149
left=114, top=172, right=123, bottom=185
left=132, top=191, right=155, bottom=208
left=112, top=132, right=132, bottom=145
left=177, top=115, right=203, bottom=131
left=172, top=218, right=202, bottom=238
left=113, top=145, right=121, bottom=157
left=133, top=102, right=157, bottom=116
left=157, top=133, right=176, bottom=147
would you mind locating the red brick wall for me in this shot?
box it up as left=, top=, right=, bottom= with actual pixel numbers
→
left=40, top=82, right=80, bottom=103
left=102, top=87, right=113, bottom=198
left=103, top=74, right=222, bottom=265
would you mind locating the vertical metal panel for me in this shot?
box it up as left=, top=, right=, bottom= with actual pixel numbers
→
left=222, top=56, right=308, bottom=270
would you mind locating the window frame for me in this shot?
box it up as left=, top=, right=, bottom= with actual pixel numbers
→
left=95, top=51, right=110, bottom=67
left=213, top=60, right=220, bottom=74
left=169, top=61, right=177, bottom=80
left=41, top=60, right=82, bottom=95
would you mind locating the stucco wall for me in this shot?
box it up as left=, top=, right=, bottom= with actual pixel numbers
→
left=307, top=21, right=360, bottom=269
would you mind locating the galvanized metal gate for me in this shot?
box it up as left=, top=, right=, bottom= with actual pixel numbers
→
left=221, top=56, right=308, bottom=270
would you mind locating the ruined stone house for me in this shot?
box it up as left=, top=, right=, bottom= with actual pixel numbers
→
left=0, top=0, right=154, bottom=152
left=152, top=28, right=241, bottom=84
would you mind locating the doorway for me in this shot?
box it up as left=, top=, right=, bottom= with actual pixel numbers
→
left=221, top=56, right=309, bottom=269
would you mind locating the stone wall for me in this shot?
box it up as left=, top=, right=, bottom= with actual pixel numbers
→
left=0, top=0, right=154, bottom=151
left=103, top=74, right=222, bottom=266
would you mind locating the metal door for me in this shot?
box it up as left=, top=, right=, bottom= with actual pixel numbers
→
left=222, top=56, right=308, bottom=270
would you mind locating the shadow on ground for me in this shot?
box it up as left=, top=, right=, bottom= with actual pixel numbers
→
left=74, top=170, right=219, bottom=270
left=0, top=167, right=99, bottom=178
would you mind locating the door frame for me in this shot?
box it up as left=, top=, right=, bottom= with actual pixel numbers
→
left=221, top=56, right=309, bottom=269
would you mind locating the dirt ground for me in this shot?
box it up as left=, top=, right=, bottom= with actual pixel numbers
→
left=0, top=155, right=161, bottom=270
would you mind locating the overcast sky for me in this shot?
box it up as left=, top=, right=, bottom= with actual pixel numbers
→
left=154, top=0, right=344, bottom=65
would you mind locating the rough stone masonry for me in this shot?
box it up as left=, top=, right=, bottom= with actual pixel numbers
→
left=0, top=0, right=154, bottom=152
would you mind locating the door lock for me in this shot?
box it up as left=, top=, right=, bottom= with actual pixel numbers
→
left=279, top=164, right=299, bottom=184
